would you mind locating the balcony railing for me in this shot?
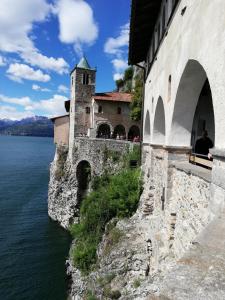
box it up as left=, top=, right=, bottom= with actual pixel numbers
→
left=189, top=152, right=213, bottom=169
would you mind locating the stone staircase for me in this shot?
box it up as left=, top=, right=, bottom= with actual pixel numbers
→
left=148, top=212, right=225, bottom=300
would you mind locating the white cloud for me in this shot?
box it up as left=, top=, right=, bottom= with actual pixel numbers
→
left=21, top=50, right=69, bottom=74
left=56, top=0, right=98, bottom=55
left=0, top=94, right=32, bottom=106
left=111, top=58, right=128, bottom=72
left=7, top=63, right=51, bottom=83
left=113, top=73, right=124, bottom=81
left=0, top=0, right=69, bottom=74
left=27, top=94, right=67, bottom=117
left=58, top=84, right=69, bottom=93
left=104, top=23, right=129, bottom=55
left=0, top=105, right=35, bottom=120
left=0, top=55, right=6, bottom=66
left=104, top=22, right=130, bottom=82
left=32, top=84, right=51, bottom=92
left=0, top=92, right=67, bottom=119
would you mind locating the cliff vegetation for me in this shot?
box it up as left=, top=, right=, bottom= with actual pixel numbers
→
left=69, top=145, right=142, bottom=274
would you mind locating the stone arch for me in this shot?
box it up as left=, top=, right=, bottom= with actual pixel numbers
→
left=97, top=123, right=111, bottom=139
left=76, top=160, right=91, bottom=206
left=144, top=110, right=151, bottom=143
left=152, top=97, right=166, bottom=145
left=113, top=124, right=126, bottom=139
left=128, top=125, right=140, bottom=141
left=169, top=59, right=215, bottom=147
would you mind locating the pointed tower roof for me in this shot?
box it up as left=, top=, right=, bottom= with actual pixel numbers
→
left=77, top=56, right=91, bottom=69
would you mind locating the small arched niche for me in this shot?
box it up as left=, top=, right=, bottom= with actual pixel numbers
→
left=152, top=97, right=166, bottom=145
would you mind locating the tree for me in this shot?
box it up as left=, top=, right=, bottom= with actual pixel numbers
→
left=130, top=72, right=143, bottom=121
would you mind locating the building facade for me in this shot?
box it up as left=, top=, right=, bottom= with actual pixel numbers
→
left=52, top=57, right=140, bottom=157
left=128, top=0, right=225, bottom=290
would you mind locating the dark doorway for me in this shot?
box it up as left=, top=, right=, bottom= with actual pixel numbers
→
left=97, top=123, right=111, bottom=139
left=191, top=79, right=215, bottom=153
left=113, top=125, right=126, bottom=139
left=76, top=161, right=91, bottom=206
left=128, top=125, right=140, bottom=141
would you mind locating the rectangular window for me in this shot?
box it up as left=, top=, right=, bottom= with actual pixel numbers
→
left=117, top=107, right=121, bottom=114
left=98, top=105, right=102, bottom=113
left=86, top=107, right=90, bottom=114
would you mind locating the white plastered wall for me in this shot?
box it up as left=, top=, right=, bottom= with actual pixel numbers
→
left=143, top=0, right=225, bottom=149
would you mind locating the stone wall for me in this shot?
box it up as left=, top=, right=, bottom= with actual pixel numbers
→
left=48, top=137, right=136, bottom=228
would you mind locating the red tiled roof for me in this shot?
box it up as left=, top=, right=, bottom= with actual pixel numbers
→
left=93, top=92, right=132, bottom=103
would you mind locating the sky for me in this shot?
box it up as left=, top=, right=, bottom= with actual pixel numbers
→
left=0, top=0, right=131, bottom=120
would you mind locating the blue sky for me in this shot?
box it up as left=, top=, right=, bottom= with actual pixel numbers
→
left=0, top=0, right=130, bottom=120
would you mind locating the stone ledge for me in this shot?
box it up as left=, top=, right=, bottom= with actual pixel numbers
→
left=172, top=161, right=212, bottom=182
left=210, top=148, right=225, bottom=159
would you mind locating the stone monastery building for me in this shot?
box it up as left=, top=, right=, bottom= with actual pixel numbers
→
left=52, top=57, right=140, bottom=149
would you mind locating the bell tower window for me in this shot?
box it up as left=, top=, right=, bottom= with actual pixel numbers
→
left=82, top=73, right=89, bottom=85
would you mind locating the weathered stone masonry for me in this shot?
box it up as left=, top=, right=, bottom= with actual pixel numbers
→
left=48, top=137, right=135, bottom=229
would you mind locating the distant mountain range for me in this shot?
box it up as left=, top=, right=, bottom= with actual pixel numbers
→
left=0, top=116, right=54, bottom=137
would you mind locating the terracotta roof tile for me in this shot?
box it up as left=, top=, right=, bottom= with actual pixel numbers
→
left=93, top=92, right=132, bottom=103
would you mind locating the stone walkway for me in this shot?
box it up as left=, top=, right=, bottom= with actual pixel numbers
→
left=149, top=212, right=225, bottom=300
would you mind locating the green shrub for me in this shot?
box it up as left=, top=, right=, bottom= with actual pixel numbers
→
left=70, top=151, right=142, bottom=274
left=55, top=145, right=68, bottom=181
left=130, top=73, right=144, bottom=121
left=86, top=290, right=98, bottom=300
left=133, top=278, right=141, bottom=288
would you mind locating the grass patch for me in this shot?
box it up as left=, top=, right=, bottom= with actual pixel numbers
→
left=103, top=227, right=124, bottom=255
left=70, top=148, right=142, bottom=274
left=97, top=273, right=116, bottom=287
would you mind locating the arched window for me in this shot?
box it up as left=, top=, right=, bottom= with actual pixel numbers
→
left=117, top=107, right=122, bottom=114
left=152, top=97, right=165, bottom=145
left=191, top=79, right=214, bottom=156
left=169, top=60, right=215, bottom=149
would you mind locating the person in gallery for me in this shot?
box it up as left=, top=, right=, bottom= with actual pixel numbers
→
left=195, top=130, right=213, bottom=159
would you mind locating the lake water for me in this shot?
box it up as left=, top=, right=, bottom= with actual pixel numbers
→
left=0, top=136, right=71, bottom=300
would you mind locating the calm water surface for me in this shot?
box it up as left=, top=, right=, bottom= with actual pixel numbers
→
left=0, top=136, right=71, bottom=300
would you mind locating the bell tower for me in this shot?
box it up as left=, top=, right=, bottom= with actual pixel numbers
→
left=69, top=57, right=96, bottom=154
